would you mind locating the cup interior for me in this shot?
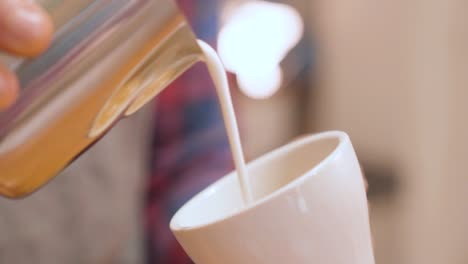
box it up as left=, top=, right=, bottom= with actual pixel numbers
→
left=170, top=132, right=344, bottom=230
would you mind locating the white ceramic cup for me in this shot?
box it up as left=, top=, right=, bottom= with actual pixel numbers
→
left=170, top=131, right=374, bottom=264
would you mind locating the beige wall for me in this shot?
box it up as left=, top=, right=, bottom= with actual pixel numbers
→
left=307, top=0, right=468, bottom=263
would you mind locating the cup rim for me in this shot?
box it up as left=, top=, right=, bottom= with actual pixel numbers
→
left=170, top=130, right=350, bottom=232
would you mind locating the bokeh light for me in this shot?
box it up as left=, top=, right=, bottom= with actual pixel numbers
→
left=218, top=0, right=303, bottom=99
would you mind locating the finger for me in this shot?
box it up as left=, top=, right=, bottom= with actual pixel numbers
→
left=0, top=0, right=54, bottom=57
left=0, top=63, right=19, bottom=110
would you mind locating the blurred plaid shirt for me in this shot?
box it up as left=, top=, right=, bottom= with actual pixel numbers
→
left=145, top=1, right=233, bottom=263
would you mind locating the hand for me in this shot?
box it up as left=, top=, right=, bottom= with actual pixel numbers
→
left=0, top=0, right=53, bottom=110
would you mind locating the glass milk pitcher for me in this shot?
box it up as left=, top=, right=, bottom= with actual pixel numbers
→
left=0, top=0, right=203, bottom=198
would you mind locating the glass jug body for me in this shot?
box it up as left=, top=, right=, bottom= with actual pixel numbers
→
left=0, top=0, right=203, bottom=198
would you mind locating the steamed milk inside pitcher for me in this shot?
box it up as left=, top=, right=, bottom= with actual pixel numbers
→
left=0, top=0, right=254, bottom=203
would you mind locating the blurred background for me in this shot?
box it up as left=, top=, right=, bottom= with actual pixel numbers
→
left=1, top=0, right=466, bottom=263
left=211, top=0, right=468, bottom=263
